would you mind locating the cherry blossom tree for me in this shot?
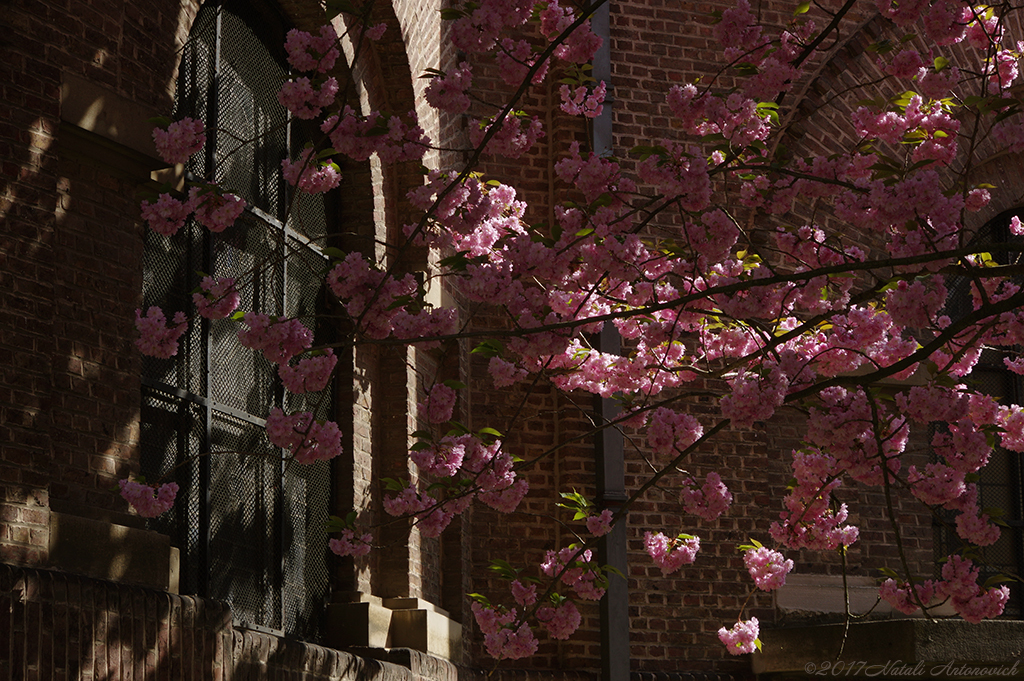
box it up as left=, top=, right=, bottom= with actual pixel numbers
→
left=129, top=0, right=1024, bottom=658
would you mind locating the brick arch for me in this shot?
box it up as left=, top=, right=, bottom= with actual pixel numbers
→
left=775, top=9, right=1024, bottom=236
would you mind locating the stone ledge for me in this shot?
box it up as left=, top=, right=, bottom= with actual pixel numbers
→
left=46, top=512, right=179, bottom=592
left=326, top=593, right=462, bottom=663
left=754, top=620, right=1024, bottom=679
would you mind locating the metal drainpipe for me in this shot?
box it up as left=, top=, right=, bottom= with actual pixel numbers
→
left=590, top=3, right=629, bottom=681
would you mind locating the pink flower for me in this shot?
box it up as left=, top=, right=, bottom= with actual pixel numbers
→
left=743, top=546, right=794, bottom=591
left=510, top=580, right=537, bottom=607
left=646, top=407, right=703, bottom=457
left=425, top=62, right=473, bottom=114
left=586, top=509, right=614, bottom=536
left=285, top=26, right=339, bottom=73
left=643, top=531, right=700, bottom=575
left=237, top=313, right=313, bottom=364
left=718, top=617, right=759, bottom=655
left=419, top=383, right=457, bottom=424
left=278, top=349, right=337, bottom=394
left=141, top=193, right=193, bottom=236
left=152, top=118, right=205, bottom=165
left=189, top=186, right=246, bottom=233
left=484, top=622, right=538, bottom=660
left=720, top=614, right=761, bottom=655
left=681, top=472, right=732, bottom=522
left=559, top=82, right=606, bottom=118
left=119, top=479, right=179, bottom=518
left=277, top=76, right=339, bottom=120
left=365, top=23, right=387, bottom=41
left=329, top=529, right=372, bottom=557
left=537, top=600, right=581, bottom=640
left=192, top=276, right=239, bottom=320
left=265, top=408, right=343, bottom=463
left=879, top=578, right=935, bottom=615
left=135, top=307, right=188, bottom=359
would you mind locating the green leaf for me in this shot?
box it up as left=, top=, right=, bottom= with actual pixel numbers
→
left=933, top=56, right=950, bottom=72
left=439, top=8, right=465, bottom=20
left=147, top=115, right=173, bottom=127
left=382, top=477, right=407, bottom=492
left=442, top=379, right=467, bottom=390
left=470, top=340, right=503, bottom=358
left=229, top=310, right=247, bottom=321
left=794, top=0, right=809, bottom=14
left=467, top=592, right=492, bottom=606
left=446, top=421, right=471, bottom=436
left=478, top=426, right=503, bottom=438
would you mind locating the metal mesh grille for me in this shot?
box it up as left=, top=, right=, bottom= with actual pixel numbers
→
left=139, top=0, right=334, bottom=642
left=209, top=411, right=283, bottom=629
left=935, top=215, right=1024, bottom=616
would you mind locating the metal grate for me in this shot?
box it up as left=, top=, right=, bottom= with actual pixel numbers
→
left=935, top=210, right=1024, bottom=617
left=140, top=0, right=333, bottom=642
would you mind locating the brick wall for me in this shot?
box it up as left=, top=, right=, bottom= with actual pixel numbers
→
left=0, top=563, right=466, bottom=681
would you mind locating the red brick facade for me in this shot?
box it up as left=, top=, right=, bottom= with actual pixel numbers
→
left=3, top=0, right=1021, bottom=679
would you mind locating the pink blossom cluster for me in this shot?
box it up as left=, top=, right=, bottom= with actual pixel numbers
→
left=284, top=26, right=339, bottom=73
left=541, top=546, right=606, bottom=600
left=538, top=0, right=602, bottom=64
left=237, top=313, right=313, bottom=364
left=135, top=306, right=188, bottom=359
left=449, top=0, right=534, bottom=54
left=586, top=509, right=614, bottom=537
left=555, top=141, right=635, bottom=204
left=425, top=62, right=473, bottom=114
left=559, top=82, right=606, bottom=118
left=277, top=76, right=339, bottom=120
left=193, top=276, right=240, bottom=320
left=141, top=193, right=193, bottom=236
left=119, top=479, right=179, bottom=518
left=636, top=143, right=712, bottom=211
left=879, top=556, right=1010, bottom=622
left=966, top=9, right=1002, bottom=50
left=321, top=106, right=428, bottom=163
left=770, top=501, right=860, bottom=551
left=718, top=618, right=759, bottom=656
left=281, top=149, right=341, bottom=194
left=364, top=23, right=387, bottom=41
left=495, top=38, right=549, bottom=86
left=265, top=407, right=343, bottom=464
left=152, top=117, right=205, bottom=165
left=419, top=383, right=457, bottom=424
left=646, top=407, right=703, bottom=457
left=712, top=0, right=762, bottom=61
left=882, top=48, right=925, bottom=78
left=720, top=366, right=787, bottom=429
left=325, top=252, right=420, bottom=339
left=189, top=186, right=247, bottom=233
left=278, top=349, right=338, bottom=394
left=469, top=113, right=545, bottom=159
left=643, top=531, right=700, bottom=575
left=744, top=547, right=793, bottom=591
left=680, top=473, right=732, bottom=522
left=140, top=184, right=246, bottom=236
left=537, top=600, right=581, bottom=640
left=329, top=529, right=372, bottom=557
left=885, top=277, right=948, bottom=329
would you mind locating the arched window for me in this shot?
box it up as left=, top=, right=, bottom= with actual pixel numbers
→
left=140, top=0, right=334, bottom=640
